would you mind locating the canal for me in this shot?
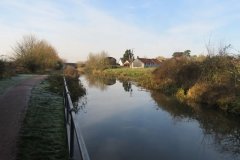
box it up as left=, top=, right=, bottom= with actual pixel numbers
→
left=75, top=76, right=240, bottom=160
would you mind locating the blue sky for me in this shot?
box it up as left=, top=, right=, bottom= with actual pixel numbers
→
left=0, top=0, right=240, bottom=62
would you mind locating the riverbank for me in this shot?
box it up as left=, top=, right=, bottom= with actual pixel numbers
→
left=87, top=66, right=240, bottom=115
left=17, top=75, right=68, bottom=160
left=78, top=75, right=240, bottom=160
left=91, top=68, right=158, bottom=89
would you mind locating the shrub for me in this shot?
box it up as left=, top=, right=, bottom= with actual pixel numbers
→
left=176, top=62, right=201, bottom=89
left=153, top=56, right=199, bottom=91
left=0, top=59, right=5, bottom=79
left=186, top=82, right=209, bottom=103
left=12, top=35, right=62, bottom=73
left=176, top=88, right=187, bottom=102
left=0, top=59, right=16, bottom=79
left=47, top=74, right=86, bottom=106
left=64, top=66, right=79, bottom=79
left=201, top=56, right=236, bottom=85
left=84, top=51, right=110, bottom=73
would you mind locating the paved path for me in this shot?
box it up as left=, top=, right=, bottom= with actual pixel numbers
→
left=0, top=75, right=47, bottom=160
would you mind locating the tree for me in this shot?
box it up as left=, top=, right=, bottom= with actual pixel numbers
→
left=122, top=49, right=134, bottom=62
left=156, top=56, right=166, bottom=62
left=172, top=50, right=191, bottom=57
left=12, top=35, right=62, bottom=73
left=183, top=50, right=191, bottom=56
left=85, top=51, right=109, bottom=72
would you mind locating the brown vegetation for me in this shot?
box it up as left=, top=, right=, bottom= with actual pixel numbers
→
left=84, top=51, right=110, bottom=73
left=64, top=65, right=79, bottom=78
left=0, top=58, right=16, bottom=79
left=153, top=50, right=240, bottom=114
left=12, top=35, right=62, bottom=73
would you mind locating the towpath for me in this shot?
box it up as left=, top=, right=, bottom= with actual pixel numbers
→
left=0, top=75, right=47, bottom=160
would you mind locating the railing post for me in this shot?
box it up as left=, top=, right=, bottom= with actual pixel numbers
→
left=66, top=97, right=69, bottom=123
left=64, top=76, right=90, bottom=160
left=69, top=116, right=74, bottom=159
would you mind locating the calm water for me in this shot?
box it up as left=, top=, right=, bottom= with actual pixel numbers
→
left=75, top=76, right=240, bottom=160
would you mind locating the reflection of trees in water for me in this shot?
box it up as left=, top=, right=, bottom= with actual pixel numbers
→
left=66, top=77, right=86, bottom=107
left=122, top=81, right=132, bottom=92
left=84, top=74, right=116, bottom=91
left=150, top=90, right=240, bottom=158
left=74, top=95, right=87, bottom=113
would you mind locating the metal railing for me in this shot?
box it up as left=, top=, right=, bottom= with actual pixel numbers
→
left=63, top=77, right=90, bottom=160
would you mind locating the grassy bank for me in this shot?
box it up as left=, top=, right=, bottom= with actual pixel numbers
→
left=88, top=57, right=240, bottom=115
left=17, top=75, right=68, bottom=160
left=94, top=68, right=158, bottom=89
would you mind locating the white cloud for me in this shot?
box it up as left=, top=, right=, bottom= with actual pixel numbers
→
left=0, top=0, right=239, bottom=62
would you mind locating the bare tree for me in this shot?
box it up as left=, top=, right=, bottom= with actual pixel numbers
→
left=85, top=51, right=109, bottom=72
left=12, top=35, right=62, bottom=72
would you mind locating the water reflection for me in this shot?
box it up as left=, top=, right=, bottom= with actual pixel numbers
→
left=150, top=90, right=240, bottom=158
left=77, top=76, right=240, bottom=160
left=75, top=95, right=88, bottom=113
left=122, top=81, right=132, bottom=92
left=65, top=77, right=86, bottom=108
left=84, top=74, right=116, bottom=91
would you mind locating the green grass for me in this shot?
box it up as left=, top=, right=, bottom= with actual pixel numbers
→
left=17, top=77, right=68, bottom=160
left=0, top=74, right=34, bottom=94
left=104, top=68, right=155, bottom=78
left=100, top=68, right=158, bottom=89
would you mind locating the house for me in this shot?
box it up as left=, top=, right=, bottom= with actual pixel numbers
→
left=123, top=60, right=130, bottom=67
left=118, top=58, right=124, bottom=66
left=118, top=58, right=131, bottom=67
left=131, top=57, right=161, bottom=68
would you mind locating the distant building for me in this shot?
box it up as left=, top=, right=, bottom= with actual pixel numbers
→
left=105, top=57, right=117, bottom=66
left=131, top=57, right=161, bottom=68
left=118, top=58, right=131, bottom=67
left=123, top=60, right=130, bottom=67
left=118, top=58, right=124, bottom=66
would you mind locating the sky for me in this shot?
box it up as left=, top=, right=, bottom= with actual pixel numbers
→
left=0, top=0, right=240, bottom=62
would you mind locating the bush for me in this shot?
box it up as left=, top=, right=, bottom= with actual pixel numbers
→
left=186, top=82, right=210, bottom=103
left=0, top=59, right=5, bottom=79
left=13, top=35, right=63, bottom=73
left=0, top=59, right=16, bottom=79
left=84, top=51, right=110, bottom=73
left=175, top=88, right=187, bottom=102
left=153, top=52, right=240, bottom=113
left=153, top=56, right=199, bottom=91
left=176, top=62, right=201, bottom=89
left=64, top=66, right=79, bottom=79
left=47, top=74, right=86, bottom=106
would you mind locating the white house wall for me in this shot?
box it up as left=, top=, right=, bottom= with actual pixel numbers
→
left=131, top=59, right=144, bottom=68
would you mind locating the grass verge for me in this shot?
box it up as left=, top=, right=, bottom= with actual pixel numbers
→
left=17, top=75, right=68, bottom=160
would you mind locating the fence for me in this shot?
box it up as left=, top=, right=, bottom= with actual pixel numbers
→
left=63, top=77, right=90, bottom=160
